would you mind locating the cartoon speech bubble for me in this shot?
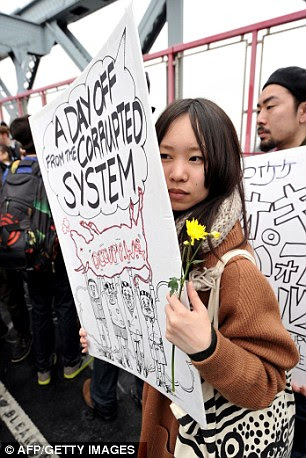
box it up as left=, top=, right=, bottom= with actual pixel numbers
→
left=41, top=30, right=148, bottom=218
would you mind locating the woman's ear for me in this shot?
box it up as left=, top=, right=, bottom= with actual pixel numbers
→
left=298, top=101, right=306, bottom=124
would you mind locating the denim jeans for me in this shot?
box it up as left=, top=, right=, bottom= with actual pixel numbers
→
left=90, top=358, right=144, bottom=415
left=26, top=259, right=80, bottom=372
left=90, top=357, right=119, bottom=415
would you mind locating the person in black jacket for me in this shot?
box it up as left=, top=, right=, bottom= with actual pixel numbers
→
left=257, top=66, right=306, bottom=458
left=0, top=142, right=32, bottom=363
left=9, top=115, right=93, bottom=385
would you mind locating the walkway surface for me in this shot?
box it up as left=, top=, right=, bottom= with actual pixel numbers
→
left=0, top=330, right=142, bottom=457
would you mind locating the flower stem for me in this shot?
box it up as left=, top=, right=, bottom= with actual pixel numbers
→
left=171, top=243, right=192, bottom=392
left=171, top=343, right=176, bottom=392
left=170, top=220, right=219, bottom=393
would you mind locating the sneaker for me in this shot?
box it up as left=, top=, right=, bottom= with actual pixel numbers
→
left=37, top=370, right=52, bottom=386
left=82, top=378, right=117, bottom=421
left=4, top=326, right=18, bottom=344
left=11, top=334, right=32, bottom=363
left=0, top=322, right=18, bottom=344
left=64, top=354, right=93, bottom=380
left=37, top=353, right=57, bottom=386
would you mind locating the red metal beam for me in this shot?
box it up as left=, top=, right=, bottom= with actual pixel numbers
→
left=1, top=8, right=305, bottom=137
left=0, top=78, right=75, bottom=105
left=41, top=91, right=47, bottom=107
left=244, top=30, right=258, bottom=154
left=167, top=52, right=175, bottom=104
left=143, top=9, right=306, bottom=118
left=144, top=9, right=306, bottom=60
left=2, top=10, right=305, bottom=103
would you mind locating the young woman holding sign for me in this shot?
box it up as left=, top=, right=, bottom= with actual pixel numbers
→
left=81, top=98, right=299, bottom=458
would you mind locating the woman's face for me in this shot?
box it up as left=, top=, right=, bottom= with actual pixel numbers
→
left=160, top=113, right=209, bottom=211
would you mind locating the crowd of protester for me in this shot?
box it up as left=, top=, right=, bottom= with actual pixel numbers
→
left=0, top=66, right=305, bottom=457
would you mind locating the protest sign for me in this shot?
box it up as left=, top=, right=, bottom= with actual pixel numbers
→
left=244, top=147, right=306, bottom=385
left=29, top=3, right=205, bottom=426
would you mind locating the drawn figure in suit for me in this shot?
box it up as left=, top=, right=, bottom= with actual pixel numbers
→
left=120, top=270, right=145, bottom=375
left=137, top=283, right=168, bottom=390
left=87, top=277, right=111, bottom=357
left=103, top=277, right=131, bottom=369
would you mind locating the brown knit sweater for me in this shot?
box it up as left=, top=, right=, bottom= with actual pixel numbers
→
left=138, top=222, right=299, bottom=458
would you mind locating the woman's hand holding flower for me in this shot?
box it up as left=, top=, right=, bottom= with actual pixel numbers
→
left=165, top=281, right=211, bottom=355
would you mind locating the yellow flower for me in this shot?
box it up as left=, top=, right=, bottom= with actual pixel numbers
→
left=186, top=218, right=208, bottom=246
left=170, top=218, right=222, bottom=392
left=211, top=231, right=221, bottom=239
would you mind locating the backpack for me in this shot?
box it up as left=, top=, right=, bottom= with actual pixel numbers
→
left=0, top=157, right=58, bottom=270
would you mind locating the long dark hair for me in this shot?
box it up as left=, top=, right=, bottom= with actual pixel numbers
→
left=156, top=98, right=248, bottom=252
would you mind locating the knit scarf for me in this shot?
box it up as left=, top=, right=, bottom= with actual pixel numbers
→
left=175, top=188, right=242, bottom=291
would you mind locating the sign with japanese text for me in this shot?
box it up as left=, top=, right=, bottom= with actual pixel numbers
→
left=244, top=147, right=306, bottom=385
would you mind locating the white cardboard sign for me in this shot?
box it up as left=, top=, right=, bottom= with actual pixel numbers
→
left=244, top=147, right=306, bottom=385
left=29, top=4, right=206, bottom=426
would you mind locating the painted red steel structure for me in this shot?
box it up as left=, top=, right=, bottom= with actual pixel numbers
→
left=0, top=9, right=305, bottom=153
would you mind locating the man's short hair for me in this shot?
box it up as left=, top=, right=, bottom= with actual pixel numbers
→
left=10, top=115, right=35, bottom=155
left=0, top=125, right=10, bottom=136
left=262, top=66, right=306, bottom=103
